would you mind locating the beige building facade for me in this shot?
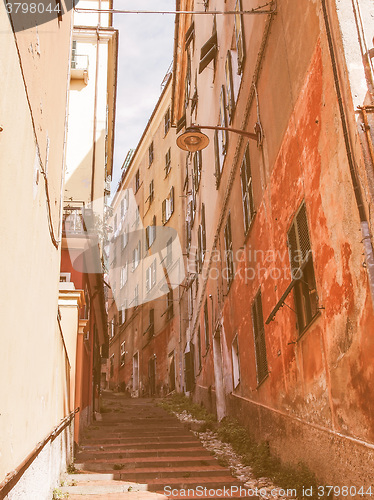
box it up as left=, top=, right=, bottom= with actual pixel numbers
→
left=108, top=76, right=189, bottom=397
left=0, top=5, right=74, bottom=499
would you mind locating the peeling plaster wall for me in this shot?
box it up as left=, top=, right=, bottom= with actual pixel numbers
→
left=173, top=0, right=374, bottom=488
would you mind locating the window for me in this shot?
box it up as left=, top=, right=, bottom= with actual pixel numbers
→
left=147, top=179, right=154, bottom=205
left=121, top=191, right=129, bottom=219
left=162, top=187, right=174, bottom=224
left=122, top=224, right=129, bottom=250
left=149, top=308, right=155, bottom=337
left=224, top=213, right=234, bottom=287
left=168, top=351, right=176, bottom=392
left=135, top=170, right=140, bottom=192
left=234, top=0, right=245, bottom=74
left=166, top=289, right=174, bottom=320
left=185, top=51, right=192, bottom=108
left=288, top=202, right=318, bottom=334
left=186, top=219, right=191, bottom=253
left=148, top=142, right=154, bottom=167
left=219, top=86, right=228, bottom=153
left=110, top=354, right=114, bottom=378
left=134, top=284, right=139, bottom=308
left=146, top=259, right=157, bottom=293
left=240, top=145, right=255, bottom=234
left=197, top=327, right=202, bottom=371
left=164, top=109, right=171, bottom=135
left=204, top=300, right=209, bottom=351
left=214, top=130, right=221, bottom=188
left=120, top=341, right=126, bottom=366
left=225, top=51, right=235, bottom=122
left=146, top=216, right=156, bottom=249
left=166, top=237, right=173, bottom=268
left=231, top=334, right=240, bottom=388
left=165, top=148, right=171, bottom=176
left=110, top=318, right=115, bottom=339
left=133, top=241, right=141, bottom=270
left=201, top=204, right=206, bottom=257
left=114, top=214, right=118, bottom=232
left=193, top=151, right=202, bottom=192
left=120, top=264, right=128, bottom=288
left=135, top=205, right=140, bottom=227
left=119, top=303, right=126, bottom=325
left=252, top=290, right=268, bottom=384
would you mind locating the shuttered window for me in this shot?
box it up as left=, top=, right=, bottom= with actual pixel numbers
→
left=204, top=300, right=209, bottom=350
left=232, top=335, right=240, bottom=388
left=240, top=145, right=255, bottom=234
left=288, top=202, right=318, bottom=334
left=148, top=142, right=154, bottom=167
left=197, top=327, right=202, bottom=371
left=201, top=203, right=206, bottom=256
left=165, top=148, right=171, bottom=176
left=219, top=86, right=228, bottom=153
left=193, top=151, right=202, bottom=192
left=224, top=213, right=234, bottom=287
left=234, top=0, right=245, bottom=74
left=225, top=51, right=235, bottom=122
left=252, top=290, right=268, bottom=384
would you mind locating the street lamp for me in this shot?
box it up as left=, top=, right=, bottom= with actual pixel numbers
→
left=176, top=123, right=263, bottom=152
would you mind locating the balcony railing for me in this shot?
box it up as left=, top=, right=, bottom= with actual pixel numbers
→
left=62, top=203, right=85, bottom=235
left=71, top=54, right=89, bottom=71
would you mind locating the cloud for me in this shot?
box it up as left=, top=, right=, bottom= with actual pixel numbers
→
left=111, top=0, right=175, bottom=187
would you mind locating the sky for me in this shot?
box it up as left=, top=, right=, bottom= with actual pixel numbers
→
left=111, top=0, right=176, bottom=191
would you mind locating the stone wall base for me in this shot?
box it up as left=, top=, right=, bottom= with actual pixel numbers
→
left=4, top=423, right=73, bottom=500
left=226, top=394, right=374, bottom=495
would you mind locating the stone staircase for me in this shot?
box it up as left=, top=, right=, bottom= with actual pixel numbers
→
left=59, top=392, right=256, bottom=499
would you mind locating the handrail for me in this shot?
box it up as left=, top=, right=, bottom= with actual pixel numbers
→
left=0, top=408, right=79, bottom=498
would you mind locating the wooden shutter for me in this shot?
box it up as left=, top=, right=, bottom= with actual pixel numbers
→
left=170, top=187, right=174, bottom=214
left=185, top=21, right=195, bottom=48
left=201, top=203, right=206, bottom=253
left=252, top=291, right=268, bottom=383
left=214, top=130, right=221, bottom=188
left=225, top=51, right=235, bottom=121
left=199, top=31, right=217, bottom=74
left=162, top=200, right=166, bottom=225
left=234, top=0, right=245, bottom=74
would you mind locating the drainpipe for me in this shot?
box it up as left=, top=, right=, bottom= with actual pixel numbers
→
left=322, top=0, right=374, bottom=308
left=91, top=27, right=101, bottom=203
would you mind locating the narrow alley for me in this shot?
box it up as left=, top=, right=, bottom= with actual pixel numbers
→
left=2, top=0, right=374, bottom=497
left=59, top=392, right=250, bottom=499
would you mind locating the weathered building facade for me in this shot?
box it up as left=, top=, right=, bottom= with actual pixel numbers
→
left=0, top=4, right=75, bottom=499
left=172, top=0, right=374, bottom=489
left=61, top=0, right=118, bottom=442
left=108, top=76, right=188, bottom=397
left=0, top=0, right=117, bottom=497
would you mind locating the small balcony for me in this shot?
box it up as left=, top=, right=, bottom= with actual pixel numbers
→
left=71, top=54, right=89, bottom=84
left=62, top=204, right=85, bottom=235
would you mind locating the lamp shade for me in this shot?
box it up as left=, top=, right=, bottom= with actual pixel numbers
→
left=176, top=127, right=210, bottom=152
